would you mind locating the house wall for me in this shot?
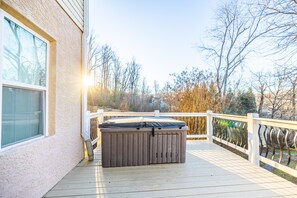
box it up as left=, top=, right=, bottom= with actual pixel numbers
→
left=0, top=0, right=84, bottom=197
left=56, top=0, right=84, bottom=30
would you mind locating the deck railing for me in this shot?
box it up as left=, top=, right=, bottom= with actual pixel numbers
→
left=86, top=110, right=297, bottom=177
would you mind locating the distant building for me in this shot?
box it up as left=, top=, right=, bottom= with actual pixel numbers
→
left=255, top=91, right=296, bottom=119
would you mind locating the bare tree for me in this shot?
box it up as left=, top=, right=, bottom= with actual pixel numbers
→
left=112, top=57, right=121, bottom=91
left=258, top=0, right=297, bottom=119
left=252, top=71, right=268, bottom=115
left=111, top=56, right=122, bottom=104
left=87, top=31, right=116, bottom=89
left=262, top=0, right=297, bottom=57
left=290, top=75, right=297, bottom=120
left=161, top=82, right=177, bottom=112
left=118, top=58, right=141, bottom=110
left=126, top=58, right=141, bottom=95
left=200, top=0, right=273, bottom=98
left=99, top=45, right=114, bottom=90
left=153, top=80, right=159, bottom=96
left=87, top=31, right=100, bottom=73
left=120, top=65, right=129, bottom=94
left=277, top=65, right=297, bottom=120
left=287, top=70, right=297, bottom=120
left=87, top=31, right=101, bottom=86
left=265, top=70, right=291, bottom=119
left=140, top=78, right=151, bottom=111
left=129, top=59, right=141, bottom=110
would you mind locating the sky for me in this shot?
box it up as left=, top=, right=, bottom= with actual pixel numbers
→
left=89, top=0, right=272, bottom=87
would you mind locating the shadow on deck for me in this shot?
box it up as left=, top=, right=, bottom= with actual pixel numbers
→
left=45, top=141, right=297, bottom=198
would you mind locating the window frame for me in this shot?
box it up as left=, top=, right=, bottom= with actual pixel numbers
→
left=0, top=10, right=49, bottom=151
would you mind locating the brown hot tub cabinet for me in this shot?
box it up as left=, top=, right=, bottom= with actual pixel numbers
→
left=99, top=117, right=188, bottom=168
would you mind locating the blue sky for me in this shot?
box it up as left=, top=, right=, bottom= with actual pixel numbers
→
left=89, top=0, right=271, bottom=87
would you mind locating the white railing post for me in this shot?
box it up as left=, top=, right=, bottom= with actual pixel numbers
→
left=154, top=110, right=160, bottom=117
left=82, top=110, right=91, bottom=140
left=247, top=113, right=259, bottom=166
left=206, top=110, right=213, bottom=142
left=98, top=109, right=104, bottom=123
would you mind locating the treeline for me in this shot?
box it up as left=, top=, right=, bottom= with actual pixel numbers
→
left=87, top=34, right=153, bottom=111
left=253, top=67, right=296, bottom=119
left=161, top=68, right=257, bottom=116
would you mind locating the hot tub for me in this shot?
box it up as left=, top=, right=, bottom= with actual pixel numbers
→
left=99, top=117, right=188, bottom=167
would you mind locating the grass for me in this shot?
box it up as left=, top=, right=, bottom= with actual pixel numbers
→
left=261, top=162, right=297, bottom=184
left=264, top=149, right=297, bottom=169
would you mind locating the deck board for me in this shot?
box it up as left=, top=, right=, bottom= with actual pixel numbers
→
left=44, top=141, right=297, bottom=198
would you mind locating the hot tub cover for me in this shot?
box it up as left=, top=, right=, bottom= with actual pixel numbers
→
left=99, top=117, right=186, bottom=129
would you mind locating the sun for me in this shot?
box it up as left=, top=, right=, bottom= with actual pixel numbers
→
left=83, top=75, right=94, bottom=87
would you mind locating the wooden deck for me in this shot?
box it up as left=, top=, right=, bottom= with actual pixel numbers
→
left=45, top=141, right=297, bottom=198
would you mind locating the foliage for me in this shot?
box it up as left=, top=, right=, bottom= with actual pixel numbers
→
left=167, top=68, right=221, bottom=113
left=224, top=88, right=257, bottom=115
left=237, top=88, right=257, bottom=114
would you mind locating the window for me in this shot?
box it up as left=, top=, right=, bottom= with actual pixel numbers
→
left=0, top=11, right=49, bottom=149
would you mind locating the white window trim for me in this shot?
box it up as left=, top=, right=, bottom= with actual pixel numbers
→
left=3, top=80, right=47, bottom=91
left=0, top=9, right=50, bottom=151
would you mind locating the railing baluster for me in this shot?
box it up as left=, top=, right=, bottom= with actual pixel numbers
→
left=285, top=129, right=291, bottom=166
left=258, top=125, right=263, bottom=154
left=270, top=128, right=276, bottom=160
left=261, top=125, right=268, bottom=155
left=294, top=132, right=297, bottom=169
left=276, top=128, right=284, bottom=163
left=265, top=127, right=271, bottom=158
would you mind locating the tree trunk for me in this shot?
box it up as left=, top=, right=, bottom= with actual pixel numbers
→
left=258, top=90, right=264, bottom=115
left=292, top=79, right=296, bottom=120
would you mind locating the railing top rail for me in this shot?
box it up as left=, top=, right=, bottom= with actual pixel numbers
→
left=92, top=111, right=297, bottom=130
left=254, top=117, right=297, bottom=130
left=159, top=112, right=207, bottom=117
left=90, top=112, right=101, bottom=119
left=212, top=113, right=248, bottom=122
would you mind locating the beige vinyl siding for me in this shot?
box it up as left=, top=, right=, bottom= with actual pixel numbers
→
left=56, top=0, right=84, bottom=30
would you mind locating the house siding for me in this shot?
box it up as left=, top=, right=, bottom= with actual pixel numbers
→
left=56, top=0, right=84, bottom=30
left=0, top=0, right=84, bottom=197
